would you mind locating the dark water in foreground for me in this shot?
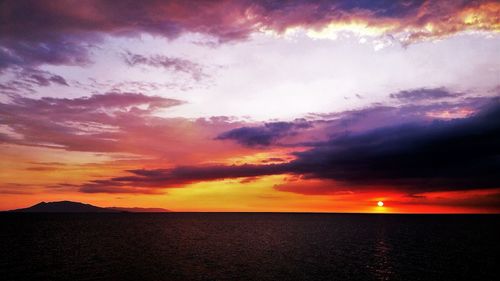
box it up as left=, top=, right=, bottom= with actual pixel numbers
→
left=0, top=213, right=498, bottom=281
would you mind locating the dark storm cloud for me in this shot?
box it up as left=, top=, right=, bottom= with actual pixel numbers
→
left=80, top=99, right=500, bottom=193
left=288, top=101, right=500, bottom=191
left=216, top=120, right=312, bottom=147
left=390, top=88, right=462, bottom=102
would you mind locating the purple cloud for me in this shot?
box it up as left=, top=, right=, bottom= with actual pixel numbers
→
left=0, top=36, right=93, bottom=69
left=17, top=68, right=68, bottom=86
left=122, top=51, right=207, bottom=81
left=1, top=0, right=497, bottom=69
left=0, top=68, right=69, bottom=96
left=79, top=163, right=288, bottom=193
left=390, top=88, right=463, bottom=102
left=76, top=98, right=500, bottom=194
left=216, top=120, right=313, bottom=147
left=288, top=101, right=500, bottom=191
left=0, top=92, right=184, bottom=152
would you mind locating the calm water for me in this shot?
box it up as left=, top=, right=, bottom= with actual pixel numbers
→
left=0, top=213, right=498, bottom=281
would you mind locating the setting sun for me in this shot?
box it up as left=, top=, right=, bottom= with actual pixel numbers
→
left=378, top=201, right=384, bottom=207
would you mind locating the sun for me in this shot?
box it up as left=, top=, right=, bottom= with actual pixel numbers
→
left=377, top=201, right=384, bottom=207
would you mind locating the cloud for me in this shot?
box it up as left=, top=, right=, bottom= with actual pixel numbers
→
left=78, top=181, right=164, bottom=194
left=399, top=190, right=500, bottom=210
left=216, top=120, right=312, bottom=147
left=1, top=0, right=498, bottom=68
left=287, top=101, right=500, bottom=191
left=122, top=51, right=207, bottom=81
left=0, top=68, right=69, bottom=95
left=5, top=92, right=183, bottom=113
left=0, top=36, right=93, bottom=69
left=77, top=99, right=500, bottom=194
left=17, top=68, right=69, bottom=87
left=273, top=178, right=349, bottom=195
left=0, top=92, right=184, bottom=152
left=4, top=86, right=498, bottom=196
left=43, top=92, right=183, bottom=109
left=390, top=88, right=462, bottom=102
left=0, top=0, right=251, bottom=69
left=25, top=166, right=60, bottom=172
left=0, top=184, right=35, bottom=195
left=79, top=164, right=288, bottom=193
left=217, top=92, right=494, bottom=149
left=0, top=92, right=249, bottom=166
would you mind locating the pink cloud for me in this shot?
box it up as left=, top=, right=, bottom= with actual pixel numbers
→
left=1, top=0, right=498, bottom=69
left=0, top=92, right=250, bottom=163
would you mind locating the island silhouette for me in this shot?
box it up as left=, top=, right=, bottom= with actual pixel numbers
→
left=7, top=201, right=171, bottom=213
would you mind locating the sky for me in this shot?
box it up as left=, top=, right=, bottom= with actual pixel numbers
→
left=0, top=0, right=499, bottom=213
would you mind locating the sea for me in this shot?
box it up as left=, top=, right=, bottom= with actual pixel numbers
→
left=0, top=213, right=498, bottom=281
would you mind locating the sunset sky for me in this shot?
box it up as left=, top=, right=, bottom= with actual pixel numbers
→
left=1, top=0, right=499, bottom=213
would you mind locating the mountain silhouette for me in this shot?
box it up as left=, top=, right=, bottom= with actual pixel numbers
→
left=8, top=201, right=170, bottom=213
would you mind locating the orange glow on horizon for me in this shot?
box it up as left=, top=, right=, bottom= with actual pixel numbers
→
left=2, top=164, right=499, bottom=214
left=1, top=142, right=498, bottom=214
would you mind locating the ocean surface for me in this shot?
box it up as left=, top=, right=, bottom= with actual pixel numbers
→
left=0, top=213, right=498, bottom=281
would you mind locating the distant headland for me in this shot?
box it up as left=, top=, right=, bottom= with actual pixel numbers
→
left=5, top=201, right=171, bottom=213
